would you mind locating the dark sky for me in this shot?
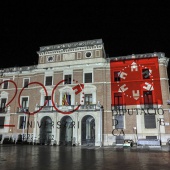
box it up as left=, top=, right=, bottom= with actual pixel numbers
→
left=1, top=1, right=170, bottom=71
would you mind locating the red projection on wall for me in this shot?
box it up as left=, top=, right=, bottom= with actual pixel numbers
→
left=110, top=57, right=163, bottom=106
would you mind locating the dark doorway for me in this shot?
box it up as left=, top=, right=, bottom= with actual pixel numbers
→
left=40, top=116, right=52, bottom=145
left=82, top=115, right=95, bottom=146
left=60, top=116, right=73, bottom=146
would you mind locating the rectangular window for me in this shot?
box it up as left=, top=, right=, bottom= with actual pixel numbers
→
left=146, top=136, right=157, bottom=139
left=64, top=75, right=72, bottom=84
left=142, top=69, right=150, bottom=79
left=143, top=91, right=153, bottom=109
left=144, top=114, right=156, bottom=128
left=3, top=81, right=8, bottom=89
left=0, top=98, right=7, bottom=112
left=21, top=97, right=28, bottom=111
left=0, top=117, right=5, bottom=129
left=19, top=116, right=26, bottom=129
left=23, top=79, right=29, bottom=88
left=114, top=71, right=120, bottom=82
left=84, top=73, right=92, bottom=83
left=114, top=93, right=123, bottom=109
left=115, top=115, right=124, bottom=129
left=45, top=76, right=52, bottom=86
left=85, top=94, right=92, bottom=105
left=44, top=96, right=52, bottom=106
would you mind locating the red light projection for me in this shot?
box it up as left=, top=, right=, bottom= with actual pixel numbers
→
left=110, top=57, right=163, bottom=106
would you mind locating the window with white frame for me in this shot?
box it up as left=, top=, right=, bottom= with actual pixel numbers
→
left=64, top=75, right=72, bottom=84
left=44, top=96, right=52, bottom=106
left=21, top=97, right=29, bottom=111
left=84, top=73, right=92, bottom=83
left=59, top=86, right=75, bottom=106
left=45, top=76, right=53, bottom=86
left=81, top=85, right=96, bottom=105
left=84, top=94, right=92, bottom=105
left=18, top=116, right=26, bottom=129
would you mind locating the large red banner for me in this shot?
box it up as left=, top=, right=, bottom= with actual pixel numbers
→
left=110, top=57, right=163, bottom=106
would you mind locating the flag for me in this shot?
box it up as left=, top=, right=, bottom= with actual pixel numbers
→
left=62, top=93, right=69, bottom=106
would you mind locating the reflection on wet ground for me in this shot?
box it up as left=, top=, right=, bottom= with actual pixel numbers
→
left=0, top=145, right=170, bottom=170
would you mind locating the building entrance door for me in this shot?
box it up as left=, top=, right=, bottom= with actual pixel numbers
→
left=82, top=115, right=95, bottom=146
left=40, top=116, right=52, bottom=145
left=60, top=116, right=73, bottom=146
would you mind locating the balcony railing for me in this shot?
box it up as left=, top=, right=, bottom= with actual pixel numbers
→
left=36, top=104, right=100, bottom=113
left=37, top=106, right=55, bottom=112
left=111, top=104, right=126, bottom=110
left=79, top=104, right=100, bottom=111
left=17, top=107, right=29, bottom=113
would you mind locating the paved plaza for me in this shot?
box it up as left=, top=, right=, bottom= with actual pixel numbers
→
left=0, top=144, right=170, bottom=170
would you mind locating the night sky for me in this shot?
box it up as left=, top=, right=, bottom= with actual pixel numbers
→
left=1, top=1, right=170, bottom=74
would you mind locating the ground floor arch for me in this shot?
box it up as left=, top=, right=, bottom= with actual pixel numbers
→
left=59, top=116, right=74, bottom=146
left=81, top=115, right=95, bottom=146
left=40, top=116, right=52, bottom=145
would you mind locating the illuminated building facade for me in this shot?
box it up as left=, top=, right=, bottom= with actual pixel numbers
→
left=0, top=39, right=170, bottom=146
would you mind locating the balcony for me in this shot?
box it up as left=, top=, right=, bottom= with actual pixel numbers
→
left=0, top=107, right=7, bottom=113
left=36, top=104, right=100, bottom=113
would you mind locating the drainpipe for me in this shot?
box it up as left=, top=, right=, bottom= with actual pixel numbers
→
left=98, top=101, right=103, bottom=147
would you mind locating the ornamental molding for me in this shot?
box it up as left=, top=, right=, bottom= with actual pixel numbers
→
left=37, top=45, right=103, bottom=56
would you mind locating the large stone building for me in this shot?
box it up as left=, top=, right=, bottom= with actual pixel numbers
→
left=0, top=39, right=170, bottom=146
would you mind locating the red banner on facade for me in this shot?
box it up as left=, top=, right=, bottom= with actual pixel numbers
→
left=110, top=57, right=163, bottom=106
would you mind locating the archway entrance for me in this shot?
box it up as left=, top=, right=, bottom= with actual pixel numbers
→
left=40, top=116, right=52, bottom=145
left=60, top=116, right=73, bottom=146
left=82, top=115, right=95, bottom=146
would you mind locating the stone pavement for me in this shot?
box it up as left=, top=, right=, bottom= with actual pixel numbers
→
left=0, top=144, right=170, bottom=170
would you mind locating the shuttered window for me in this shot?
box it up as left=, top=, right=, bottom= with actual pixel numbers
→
left=144, top=114, right=156, bottom=128
left=84, top=73, right=92, bottom=83
left=0, top=117, right=5, bottom=129
left=85, top=94, right=92, bottom=105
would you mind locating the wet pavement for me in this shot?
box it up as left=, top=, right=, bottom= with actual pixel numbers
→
left=0, top=145, right=170, bottom=170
